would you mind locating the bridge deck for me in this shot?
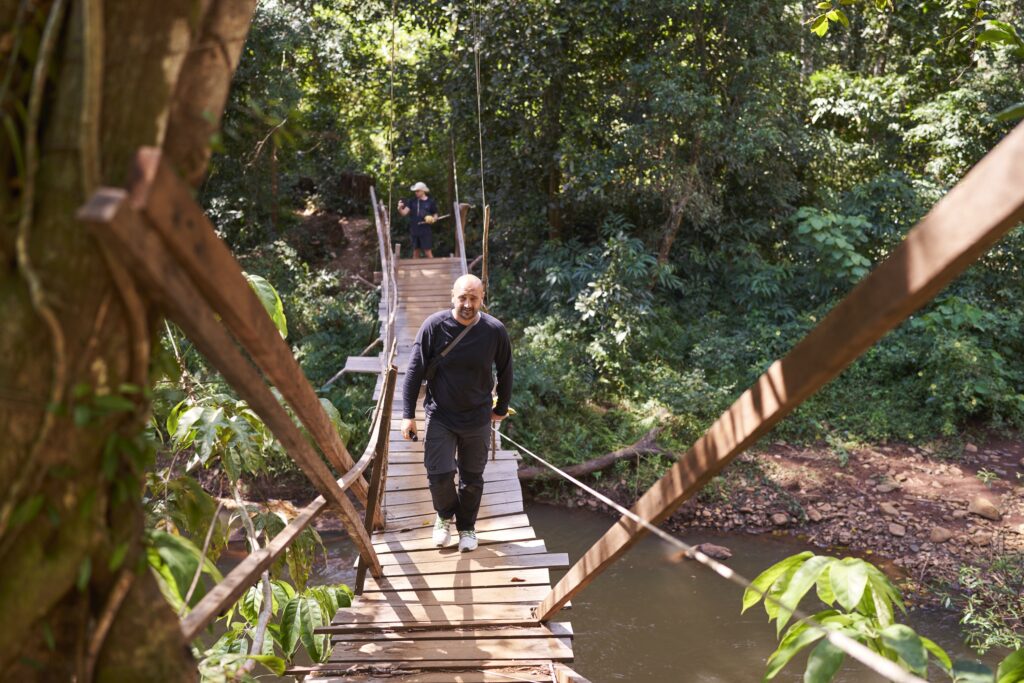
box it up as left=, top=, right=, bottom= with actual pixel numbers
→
left=310, top=257, right=587, bottom=682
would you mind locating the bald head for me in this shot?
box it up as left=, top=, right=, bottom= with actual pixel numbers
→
left=451, top=274, right=484, bottom=324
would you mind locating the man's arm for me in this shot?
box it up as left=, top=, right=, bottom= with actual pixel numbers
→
left=492, top=325, right=513, bottom=418
left=397, top=198, right=410, bottom=216
left=401, top=321, right=431, bottom=438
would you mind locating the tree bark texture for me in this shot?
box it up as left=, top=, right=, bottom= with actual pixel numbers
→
left=0, top=1, right=255, bottom=679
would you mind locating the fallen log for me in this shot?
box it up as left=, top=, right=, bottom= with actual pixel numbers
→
left=516, top=427, right=666, bottom=481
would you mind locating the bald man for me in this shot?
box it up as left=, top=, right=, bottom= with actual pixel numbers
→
left=401, top=275, right=513, bottom=552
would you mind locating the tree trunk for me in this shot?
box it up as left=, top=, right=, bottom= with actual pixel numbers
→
left=540, top=42, right=565, bottom=241
left=657, top=197, right=686, bottom=266
left=517, top=427, right=665, bottom=481
left=0, top=1, right=255, bottom=679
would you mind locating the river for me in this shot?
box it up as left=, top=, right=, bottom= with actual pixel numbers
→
left=222, top=502, right=1002, bottom=681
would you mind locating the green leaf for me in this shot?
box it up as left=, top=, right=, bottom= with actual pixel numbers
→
left=108, top=542, right=130, bottom=571
left=997, top=649, right=1024, bottom=683
left=76, top=557, right=92, bottom=592
left=804, top=638, right=845, bottom=682
left=765, top=618, right=829, bottom=679
left=742, top=551, right=813, bottom=614
left=922, top=636, right=953, bottom=674
left=245, top=654, right=286, bottom=675
left=777, top=555, right=834, bottom=634
left=953, top=659, right=996, bottom=682
left=811, top=15, right=830, bottom=37
left=280, top=596, right=328, bottom=660
left=245, top=272, right=288, bottom=338
left=833, top=8, right=850, bottom=28
left=319, top=398, right=353, bottom=445
left=11, top=495, right=45, bottom=526
left=815, top=565, right=836, bottom=606
left=829, top=558, right=869, bottom=612
left=881, top=624, right=928, bottom=676
left=995, top=102, right=1024, bottom=122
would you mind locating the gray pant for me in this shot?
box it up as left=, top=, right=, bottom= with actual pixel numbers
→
left=424, top=418, right=490, bottom=531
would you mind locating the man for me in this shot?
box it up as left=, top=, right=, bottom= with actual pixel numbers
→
left=397, top=181, right=438, bottom=258
left=401, top=274, right=513, bottom=551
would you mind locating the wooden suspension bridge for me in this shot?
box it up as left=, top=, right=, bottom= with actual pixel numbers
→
left=76, top=120, right=1024, bottom=682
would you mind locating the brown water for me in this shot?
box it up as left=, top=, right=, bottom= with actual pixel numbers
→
left=223, top=502, right=1001, bottom=681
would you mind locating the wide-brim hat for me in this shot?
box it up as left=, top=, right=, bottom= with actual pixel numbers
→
left=409, top=182, right=429, bottom=192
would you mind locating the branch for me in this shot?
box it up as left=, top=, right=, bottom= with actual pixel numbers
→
left=180, top=500, right=225, bottom=613
left=231, top=483, right=273, bottom=667
left=517, top=427, right=666, bottom=481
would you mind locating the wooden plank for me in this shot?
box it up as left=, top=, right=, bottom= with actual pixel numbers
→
left=328, top=636, right=573, bottom=662
left=374, top=514, right=532, bottom=543
left=295, top=661, right=557, bottom=679
left=323, top=603, right=538, bottom=630
left=329, top=623, right=572, bottom=642
left=386, top=451, right=519, bottom=465
left=389, top=502, right=525, bottom=529
left=385, top=490, right=522, bottom=520
left=385, top=469, right=517, bottom=492
left=553, top=664, right=592, bottom=683
left=384, top=479, right=521, bottom=507
left=127, top=150, right=367, bottom=504
left=536, top=121, right=1024, bottom=620
left=80, top=192, right=382, bottom=581
left=387, top=459, right=518, bottom=478
left=363, top=568, right=551, bottom=593
left=379, top=553, right=570, bottom=578
left=357, top=585, right=550, bottom=605
left=375, top=540, right=546, bottom=567
left=374, top=527, right=536, bottom=554
left=305, top=671, right=552, bottom=683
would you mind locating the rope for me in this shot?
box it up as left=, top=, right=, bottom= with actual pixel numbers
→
left=496, top=427, right=930, bottom=683
left=472, top=13, right=486, bottom=209
left=386, top=0, right=398, bottom=228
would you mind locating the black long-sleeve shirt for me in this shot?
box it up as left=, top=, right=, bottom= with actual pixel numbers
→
left=402, top=310, right=513, bottom=429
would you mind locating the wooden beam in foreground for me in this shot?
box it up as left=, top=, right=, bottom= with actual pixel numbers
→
left=536, top=122, right=1024, bottom=621
left=127, top=149, right=368, bottom=505
left=80, top=192, right=382, bottom=580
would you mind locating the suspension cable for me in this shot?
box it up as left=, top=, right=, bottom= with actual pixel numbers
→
left=386, top=0, right=398, bottom=227
left=473, top=9, right=486, bottom=209
left=496, top=427, right=929, bottom=683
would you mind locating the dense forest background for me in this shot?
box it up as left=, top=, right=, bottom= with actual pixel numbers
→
left=201, top=0, right=1024, bottom=471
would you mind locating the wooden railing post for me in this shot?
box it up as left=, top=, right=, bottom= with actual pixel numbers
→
left=354, top=365, right=398, bottom=594
left=128, top=149, right=369, bottom=504
left=535, top=121, right=1024, bottom=621
left=454, top=201, right=468, bottom=275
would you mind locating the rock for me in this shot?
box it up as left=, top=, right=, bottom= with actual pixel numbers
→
left=693, top=543, right=732, bottom=561
left=807, top=508, right=823, bottom=523
left=739, top=506, right=754, bottom=514
left=838, top=531, right=853, bottom=545
left=889, top=523, right=907, bottom=537
left=771, top=513, right=790, bottom=526
left=968, top=496, right=1002, bottom=521
left=930, top=527, right=953, bottom=543
left=894, top=472, right=909, bottom=482
left=819, top=503, right=833, bottom=512
left=970, top=534, right=992, bottom=547
left=879, top=502, right=900, bottom=517
left=876, top=483, right=899, bottom=493
left=931, top=481, right=943, bottom=489
left=952, top=509, right=969, bottom=519
left=1019, top=457, right=1024, bottom=468
left=965, top=443, right=978, bottom=453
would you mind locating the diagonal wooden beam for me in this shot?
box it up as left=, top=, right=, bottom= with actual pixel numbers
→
left=127, top=148, right=368, bottom=505
left=536, top=121, right=1024, bottom=620
left=79, top=190, right=382, bottom=580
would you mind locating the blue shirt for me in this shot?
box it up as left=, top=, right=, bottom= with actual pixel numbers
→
left=403, top=196, right=438, bottom=236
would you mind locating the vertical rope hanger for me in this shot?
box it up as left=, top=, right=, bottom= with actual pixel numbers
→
left=472, top=2, right=490, bottom=301
left=386, top=0, right=398, bottom=229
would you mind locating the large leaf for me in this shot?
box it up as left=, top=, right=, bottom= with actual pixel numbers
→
left=803, top=638, right=845, bottom=683
left=148, top=530, right=222, bottom=609
left=245, top=272, right=288, bottom=338
left=921, top=636, right=953, bottom=675
left=319, top=398, right=353, bottom=445
left=765, top=615, right=832, bottom=679
left=995, top=102, right=1024, bottom=122
left=880, top=624, right=928, bottom=676
left=777, top=555, right=834, bottom=634
left=742, top=551, right=813, bottom=613
left=829, top=558, right=869, bottom=612
left=998, top=649, right=1024, bottom=683
left=280, top=596, right=328, bottom=660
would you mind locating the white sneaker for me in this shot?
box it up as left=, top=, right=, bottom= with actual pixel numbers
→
left=458, top=530, right=478, bottom=552
left=432, top=515, right=452, bottom=547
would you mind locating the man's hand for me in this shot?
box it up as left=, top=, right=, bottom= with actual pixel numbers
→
left=491, top=412, right=506, bottom=422
left=401, top=418, right=418, bottom=440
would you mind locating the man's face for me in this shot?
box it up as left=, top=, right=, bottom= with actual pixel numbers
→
left=451, top=281, right=483, bottom=323
left=414, top=190, right=427, bottom=199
